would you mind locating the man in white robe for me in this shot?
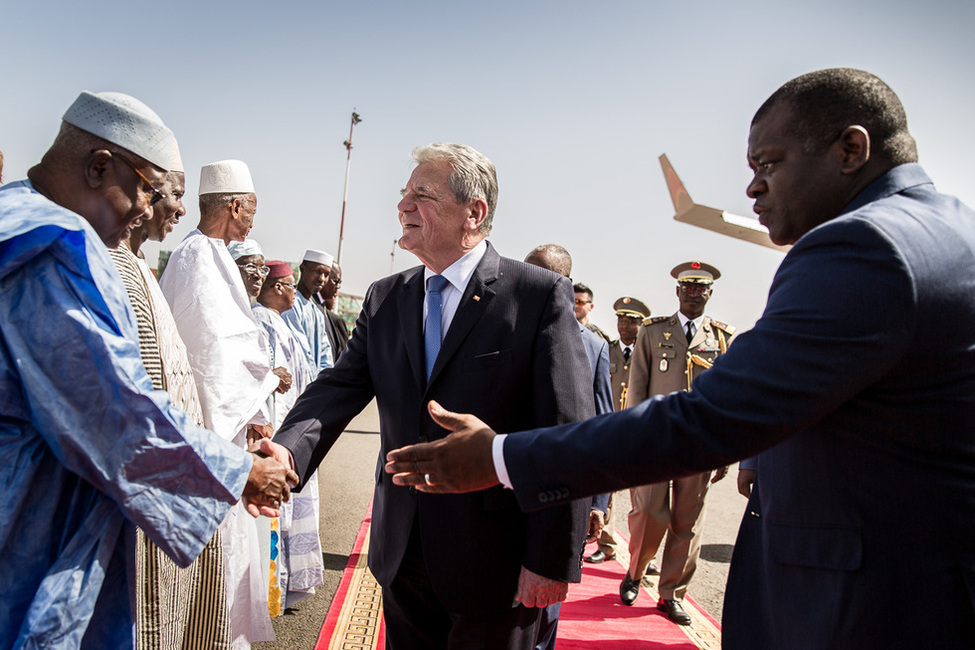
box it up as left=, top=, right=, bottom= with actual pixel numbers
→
left=158, top=160, right=280, bottom=647
left=253, top=261, right=325, bottom=610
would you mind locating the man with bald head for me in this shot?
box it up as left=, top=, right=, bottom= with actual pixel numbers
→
left=0, top=91, right=294, bottom=648
left=386, top=69, right=975, bottom=647
left=524, top=243, right=611, bottom=650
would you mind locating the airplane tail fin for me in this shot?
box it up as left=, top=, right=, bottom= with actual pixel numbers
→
left=659, top=154, right=695, bottom=215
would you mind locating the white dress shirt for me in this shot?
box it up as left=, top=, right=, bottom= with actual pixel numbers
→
left=422, top=240, right=487, bottom=340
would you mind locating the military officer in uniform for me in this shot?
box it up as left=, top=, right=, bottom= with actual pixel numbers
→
left=585, top=296, right=651, bottom=565
left=620, top=261, right=735, bottom=625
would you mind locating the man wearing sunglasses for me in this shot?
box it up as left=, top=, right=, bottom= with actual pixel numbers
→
left=0, top=91, right=295, bottom=648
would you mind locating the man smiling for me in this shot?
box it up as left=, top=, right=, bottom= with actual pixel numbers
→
left=274, top=143, right=592, bottom=649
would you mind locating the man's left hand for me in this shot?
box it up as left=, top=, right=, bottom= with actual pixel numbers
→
left=515, top=566, right=568, bottom=608
left=246, top=423, right=274, bottom=446
left=711, top=465, right=729, bottom=484
left=586, top=509, right=606, bottom=543
left=273, top=366, right=292, bottom=394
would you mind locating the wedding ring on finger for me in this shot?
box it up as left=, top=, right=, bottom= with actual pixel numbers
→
left=424, top=473, right=434, bottom=487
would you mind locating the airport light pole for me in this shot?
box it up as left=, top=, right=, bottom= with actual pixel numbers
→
left=336, top=110, right=362, bottom=266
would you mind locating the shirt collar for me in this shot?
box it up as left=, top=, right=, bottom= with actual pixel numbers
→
left=677, top=311, right=704, bottom=331
left=424, top=239, right=487, bottom=292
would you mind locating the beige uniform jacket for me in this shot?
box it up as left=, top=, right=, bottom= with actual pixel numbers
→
left=627, top=313, right=736, bottom=406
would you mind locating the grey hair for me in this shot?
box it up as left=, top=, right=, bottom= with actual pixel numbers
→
left=412, top=143, right=498, bottom=235
left=199, top=192, right=253, bottom=217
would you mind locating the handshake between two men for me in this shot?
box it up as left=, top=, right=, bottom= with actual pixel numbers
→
left=243, top=438, right=300, bottom=518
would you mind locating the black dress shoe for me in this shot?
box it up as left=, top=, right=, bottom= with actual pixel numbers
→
left=657, top=598, right=691, bottom=625
left=585, top=550, right=615, bottom=564
left=646, top=561, right=660, bottom=575
left=619, top=574, right=641, bottom=606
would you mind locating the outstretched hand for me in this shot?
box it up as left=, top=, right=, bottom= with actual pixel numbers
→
left=242, top=439, right=299, bottom=518
left=384, top=400, right=500, bottom=493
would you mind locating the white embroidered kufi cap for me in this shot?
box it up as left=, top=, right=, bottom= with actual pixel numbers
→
left=62, top=91, right=174, bottom=170
left=169, top=139, right=184, bottom=174
left=303, top=249, right=334, bottom=267
left=228, top=239, right=264, bottom=260
left=199, top=159, right=255, bottom=194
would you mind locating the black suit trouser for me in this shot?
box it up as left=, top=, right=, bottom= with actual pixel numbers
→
left=382, top=523, right=541, bottom=650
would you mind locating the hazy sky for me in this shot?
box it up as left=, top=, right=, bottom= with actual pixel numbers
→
left=3, top=0, right=973, bottom=332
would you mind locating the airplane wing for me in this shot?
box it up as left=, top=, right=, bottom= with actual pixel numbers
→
left=659, top=154, right=790, bottom=253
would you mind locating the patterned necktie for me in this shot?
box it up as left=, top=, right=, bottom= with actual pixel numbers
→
left=424, top=275, right=450, bottom=379
left=685, top=321, right=695, bottom=344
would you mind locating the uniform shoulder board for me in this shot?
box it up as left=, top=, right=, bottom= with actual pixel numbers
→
left=710, top=319, right=737, bottom=335
left=643, top=315, right=669, bottom=326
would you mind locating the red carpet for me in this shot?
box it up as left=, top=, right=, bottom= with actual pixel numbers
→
left=554, top=541, right=721, bottom=648
left=317, top=513, right=720, bottom=649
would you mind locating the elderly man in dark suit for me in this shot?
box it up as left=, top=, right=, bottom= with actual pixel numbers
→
left=272, top=143, right=593, bottom=649
left=386, top=69, right=975, bottom=648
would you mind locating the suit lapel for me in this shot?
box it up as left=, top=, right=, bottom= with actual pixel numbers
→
left=425, top=244, right=499, bottom=391
left=398, top=268, right=427, bottom=390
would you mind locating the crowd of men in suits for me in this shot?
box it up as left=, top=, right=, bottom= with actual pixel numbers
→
left=6, top=65, right=975, bottom=650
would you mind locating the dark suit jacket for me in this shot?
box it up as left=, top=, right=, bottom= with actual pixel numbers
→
left=324, top=308, right=349, bottom=360
left=502, top=165, right=975, bottom=647
left=580, top=325, right=613, bottom=513
left=275, top=242, right=594, bottom=612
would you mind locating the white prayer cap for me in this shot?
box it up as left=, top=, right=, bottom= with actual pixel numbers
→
left=199, top=159, right=255, bottom=195
left=62, top=91, right=175, bottom=170
left=169, top=139, right=184, bottom=174
left=303, top=249, right=334, bottom=267
left=228, top=239, right=264, bottom=260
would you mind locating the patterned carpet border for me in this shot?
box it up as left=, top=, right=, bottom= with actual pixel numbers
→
left=314, top=501, right=385, bottom=650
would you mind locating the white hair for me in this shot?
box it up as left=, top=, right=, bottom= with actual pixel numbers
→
left=412, top=143, right=498, bottom=235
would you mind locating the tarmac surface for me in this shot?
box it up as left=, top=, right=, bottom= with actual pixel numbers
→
left=256, top=399, right=747, bottom=648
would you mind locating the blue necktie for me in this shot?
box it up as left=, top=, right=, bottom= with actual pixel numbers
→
left=425, top=275, right=450, bottom=379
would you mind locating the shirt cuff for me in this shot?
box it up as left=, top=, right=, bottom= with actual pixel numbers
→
left=492, top=433, right=512, bottom=489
